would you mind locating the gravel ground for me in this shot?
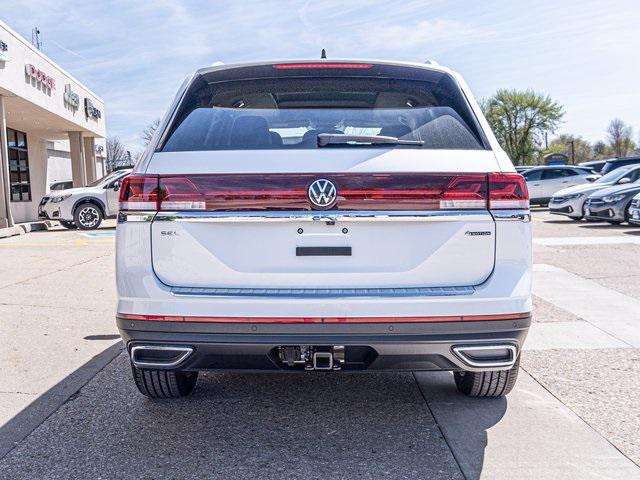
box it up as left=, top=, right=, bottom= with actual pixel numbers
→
left=532, top=295, right=581, bottom=322
left=522, top=348, right=640, bottom=467
left=0, top=354, right=463, bottom=480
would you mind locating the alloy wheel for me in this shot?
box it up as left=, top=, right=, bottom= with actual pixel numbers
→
left=78, top=206, right=100, bottom=228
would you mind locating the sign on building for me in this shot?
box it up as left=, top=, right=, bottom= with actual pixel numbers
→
left=64, top=84, right=80, bottom=109
left=25, top=64, right=56, bottom=90
left=84, top=98, right=102, bottom=120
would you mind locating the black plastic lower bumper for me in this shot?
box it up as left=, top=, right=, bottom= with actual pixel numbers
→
left=117, top=316, right=531, bottom=373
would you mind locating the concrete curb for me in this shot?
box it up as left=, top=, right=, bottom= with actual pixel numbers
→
left=0, top=221, right=49, bottom=239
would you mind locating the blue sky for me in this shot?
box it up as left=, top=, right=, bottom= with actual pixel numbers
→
left=3, top=0, right=640, bottom=151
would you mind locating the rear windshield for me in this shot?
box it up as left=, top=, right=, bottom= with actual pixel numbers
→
left=160, top=66, right=488, bottom=152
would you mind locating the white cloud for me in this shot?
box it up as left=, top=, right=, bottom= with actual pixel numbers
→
left=358, top=18, right=495, bottom=55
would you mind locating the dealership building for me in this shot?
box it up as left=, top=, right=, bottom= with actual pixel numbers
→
left=0, top=20, right=106, bottom=227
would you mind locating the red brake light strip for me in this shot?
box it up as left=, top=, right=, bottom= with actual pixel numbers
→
left=118, top=312, right=530, bottom=323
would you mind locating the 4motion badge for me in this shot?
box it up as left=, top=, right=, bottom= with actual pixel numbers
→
left=465, top=230, right=492, bottom=236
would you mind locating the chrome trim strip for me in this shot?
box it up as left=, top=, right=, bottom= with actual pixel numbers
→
left=154, top=210, right=492, bottom=223
left=171, top=285, right=475, bottom=298
left=452, top=344, right=517, bottom=369
left=130, top=345, right=194, bottom=368
left=117, top=211, right=157, bottom=223
left=490, top=209, right=531, bottom=222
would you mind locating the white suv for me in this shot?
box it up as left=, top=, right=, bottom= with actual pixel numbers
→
left=39, top=168, right=132, bottom=230
left=116, top=60, right=532, bottom=399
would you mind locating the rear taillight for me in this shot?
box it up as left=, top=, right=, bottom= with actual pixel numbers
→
left=153, top=173, right=488, bottom=211
left=488, top=173, right=529, bottom=210
left=118, top=174, right=160, bottom=211
left=437, top=174, right=487, bottom=209
left=118, top=173, right=529, bottom=212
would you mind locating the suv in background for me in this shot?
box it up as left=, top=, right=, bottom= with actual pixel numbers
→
left=578, top=159, right=606, bottom=173
left=599, top=156, right=640, bottom=176
left=116, top=60, right=531, bottom=399
left=49, top=180, right=73, bottom=192
left=39, top=168, right=132, bottom=230
left=522, top=166, right=592, bottom=205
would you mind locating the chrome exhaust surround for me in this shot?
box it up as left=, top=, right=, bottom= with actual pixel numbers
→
left=130, top=345, right=194, bottom=369
left=451, top=344, right=518, bottom=370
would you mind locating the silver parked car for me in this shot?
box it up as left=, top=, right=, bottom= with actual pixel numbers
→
left=549, top=164, right=640, bottom=220
left=584, top=180, right=640, bottom=224
left=628, top=192, right=640, bottom=225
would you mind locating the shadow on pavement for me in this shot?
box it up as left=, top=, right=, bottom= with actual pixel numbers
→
left=0, top=354, right=493, bottom=479
left=0, top=342, right=123, bottom=459
left=578, top=223, right=629, bottom=230
left=415, top=371, right=507, bottom=480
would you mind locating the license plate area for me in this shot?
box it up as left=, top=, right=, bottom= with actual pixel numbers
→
left=296, top=246, right=352, bottom=256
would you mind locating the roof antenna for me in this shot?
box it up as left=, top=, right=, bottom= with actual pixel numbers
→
left=320, top=48, right=327, bottom=59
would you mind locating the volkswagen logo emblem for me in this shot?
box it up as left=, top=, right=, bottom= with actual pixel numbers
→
left=308, top=179, right=337, bottom=209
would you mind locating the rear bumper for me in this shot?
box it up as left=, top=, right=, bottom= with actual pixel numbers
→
left=117, top=315, right=530, bottom=373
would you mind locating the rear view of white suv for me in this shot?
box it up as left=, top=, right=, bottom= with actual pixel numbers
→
left=116, top=60, right=531, bottom=399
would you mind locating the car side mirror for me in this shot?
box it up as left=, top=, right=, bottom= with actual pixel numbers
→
left=112, top=180, right=121, bottom=192
left=618, top=177, right=631, bottom=185
left=586, top=175, right=598, bottom=182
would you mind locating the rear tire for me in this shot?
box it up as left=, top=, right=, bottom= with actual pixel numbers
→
left=59, top=220, right=77, bottom=229
left=131, top=363, right=198, bottom=399
left=454, top=356, right=520, bottom=397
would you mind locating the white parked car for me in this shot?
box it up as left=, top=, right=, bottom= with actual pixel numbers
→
left=38, top=168, right=132, bottom=229
left=522, top=166, right=593, bottom=205
left=550, top=164, right=640, bottom=220
left=116, top=59, right=532, bottom=399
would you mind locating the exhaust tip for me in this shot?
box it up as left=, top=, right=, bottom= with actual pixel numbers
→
left=130, top=345, right=194, bottom=369
left=452, top=344, right=517, bottom=370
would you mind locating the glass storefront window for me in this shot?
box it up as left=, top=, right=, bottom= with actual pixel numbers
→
left=7, top=128, right=31, bottom=202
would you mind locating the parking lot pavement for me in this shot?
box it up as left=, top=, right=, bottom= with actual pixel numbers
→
left=0, top=222, right=120, bottom=454
left=1, top=214, right=639, bottom=479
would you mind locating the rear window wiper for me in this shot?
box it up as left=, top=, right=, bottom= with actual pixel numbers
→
left=317, top=133, right=424, bottom=147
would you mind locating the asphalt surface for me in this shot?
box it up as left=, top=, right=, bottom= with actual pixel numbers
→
left=0, top=213, right=639, bottom=479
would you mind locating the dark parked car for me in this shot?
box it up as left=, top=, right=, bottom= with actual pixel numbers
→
left=599, top=156, right=640, bottom=176
left=584, top=180, right=640, bottom=224
left=578, top=160, right=606, bottom=173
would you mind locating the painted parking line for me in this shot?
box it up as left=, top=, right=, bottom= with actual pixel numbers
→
left=77, top=231, right=116, bottom=238
left=534, top=236, right=640, bottom=246
left=533, top=264, right=640, bottom=347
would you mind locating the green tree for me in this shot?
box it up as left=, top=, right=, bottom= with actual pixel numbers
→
left=549, top=134, right=592, bottom=164
left=592, top=140, right=608, bottom=159
left=606, top=118, right=635, bottom=157
left=482, top=89, right=564, bottom=165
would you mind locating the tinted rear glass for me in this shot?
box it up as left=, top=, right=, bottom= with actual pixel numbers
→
left=161, top=65, right=487, bottom=152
